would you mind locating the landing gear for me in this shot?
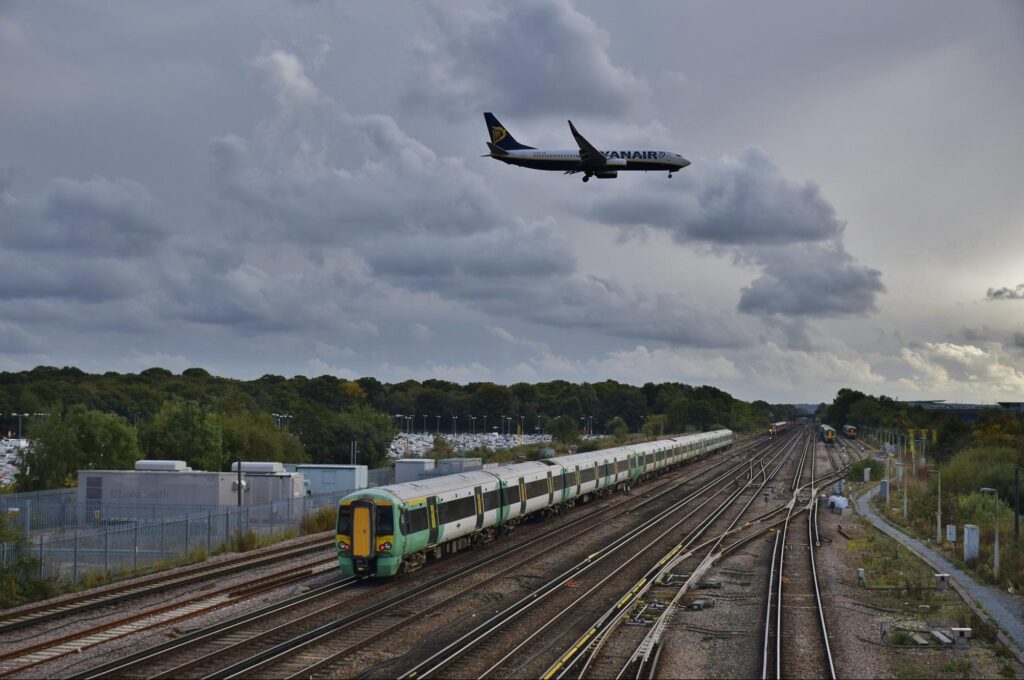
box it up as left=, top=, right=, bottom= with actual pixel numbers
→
left=668, top=172, right=674, bottom=179
left=582, top=175, right=590, bottom=183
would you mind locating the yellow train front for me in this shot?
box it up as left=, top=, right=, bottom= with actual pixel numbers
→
left=843, top=424, right=858, bottom=438
left=820, top=424, right=836, bottom=442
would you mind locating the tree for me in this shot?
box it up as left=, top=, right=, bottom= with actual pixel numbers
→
left=605, top=416, right=629, bottom=442
left=16, top=405, right=140, bottom=490
left=221, top=411, right=307, bottom=465
left=548, top=415, right=580, bottom=447
left=140, top=398, right=224, bottom=471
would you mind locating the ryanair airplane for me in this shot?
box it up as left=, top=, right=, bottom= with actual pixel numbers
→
left=484, top=112, right=690, bottom=182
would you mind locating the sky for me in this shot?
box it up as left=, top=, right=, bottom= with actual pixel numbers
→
left=1, top=0, right=1023, bottom=403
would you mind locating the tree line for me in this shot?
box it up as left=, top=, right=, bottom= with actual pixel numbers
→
left=1, top=366, right=799, bottom=491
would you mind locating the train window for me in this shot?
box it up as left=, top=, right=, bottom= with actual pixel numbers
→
left=439, top=496, right=476, bottom=524
left=504, top=485, right=520, bottom=505
left=403, top=507, right=430, bottom=533
left=581, top=467, right=596, bottom=483
left=483, top=490, right=500, bottom=511
left=377, top=506, right=394, bottom=535
left=526, top=479, right=549, bottom=498
left=337, top=506, right=352, bottom=534
left=645, top=453, right=654, bottom=465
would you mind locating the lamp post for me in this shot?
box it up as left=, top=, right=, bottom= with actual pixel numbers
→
left=452, top=415, right=457, bottom=435
left=895, top=462, right=907, bottom=521
left=435, top=415, right=441, bottom=434
left=483, top=415, right=488, bottom=434
left=981, top=487, right=1000, bottom=579
left=928, top=467, right=941, bottom=543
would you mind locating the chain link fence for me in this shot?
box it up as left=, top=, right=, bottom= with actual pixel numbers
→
left=1, top=489, right=347, bottom=585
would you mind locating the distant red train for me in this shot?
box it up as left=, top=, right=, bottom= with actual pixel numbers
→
left=768, top=421, right=789, bottom=437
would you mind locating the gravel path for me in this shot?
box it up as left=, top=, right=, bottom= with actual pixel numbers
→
left=857, top=484, right=1024, bottom=665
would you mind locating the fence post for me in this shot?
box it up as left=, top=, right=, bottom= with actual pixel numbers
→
left=225, top=510, right=231, bottom=546
left=73, top=530, right=79, bottom=582
left=38, top=534, right=43, bottom=579
left=104, top=527, right=110, bottom=572
left=133, top=521, right=139, bottom=572
left=160, top=520, right=165, bottom=560
left=207, top=512, right=212, bottom=554
left=246, top=505, right=250, bottom=535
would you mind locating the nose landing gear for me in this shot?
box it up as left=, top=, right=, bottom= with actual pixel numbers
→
left=582, top=175, right=590, bottom=183
left=668, top=172, right=674, bottom=179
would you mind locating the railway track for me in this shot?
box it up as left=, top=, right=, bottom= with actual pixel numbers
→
left=0, top=558, right=340, bottom=678
left=761, top=430, right=836, bottom=680
left=0, top=532, right=334, bottom=635
left=540, top=429, right=808, bottom=680
left=382, top=433, right=797, bottom=680
left=71, top=441, right=756, bottom=680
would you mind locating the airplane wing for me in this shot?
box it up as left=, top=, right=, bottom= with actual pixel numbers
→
left=568, top=120, right=606, bottom=169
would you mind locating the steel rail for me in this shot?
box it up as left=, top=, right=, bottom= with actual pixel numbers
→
left=391, top=434, right=793, bottom=680
left=0, top=532, right=334, bottom=634
left=184, top=441, right=749, bottom=680
left=548, top=431, right=804, bottom=680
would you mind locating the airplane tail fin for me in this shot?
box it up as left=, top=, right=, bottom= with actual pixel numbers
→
left=484, top=112, right=534, bottom=151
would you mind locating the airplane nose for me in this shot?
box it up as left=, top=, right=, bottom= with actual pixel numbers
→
left=679, top=157, right=691, bottom=168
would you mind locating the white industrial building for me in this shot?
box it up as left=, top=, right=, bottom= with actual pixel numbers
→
left=78, top=460, right=306, bottom=523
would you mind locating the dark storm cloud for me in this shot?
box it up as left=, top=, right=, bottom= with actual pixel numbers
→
left=586, top=148, right=843, bottom=246
left=581, top=147, right=882, bottom=318
left=738, top=243, right=884, bottom=317
left=0, top=176, right=167, bottom=257
left=987, top=283, right=1024, bottom=300
left=365, top=220, right=574, bottom=281
left=205, top=46, right=761, bottom=350
left=405, top=0, right=648, bottom=118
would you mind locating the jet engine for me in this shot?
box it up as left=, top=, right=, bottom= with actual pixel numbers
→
left=594, top=171, right=618, bottom=179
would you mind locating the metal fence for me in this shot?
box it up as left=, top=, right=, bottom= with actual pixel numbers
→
left=0, top=489, right=346, bottom=585
left=0, top=488, right=78, bottom=534
left=2, top=466, right=398, bottom=537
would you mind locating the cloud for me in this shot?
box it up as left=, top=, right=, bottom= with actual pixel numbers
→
left=987, top=283, right=1024, bottom=300
left=899, top=341, right=1024, bottom=397
left=586, top=148, right=843, bottom=246
left=405, top=0, right=648, bottom=118
left=738, top=242, right=884, bottom=317
left=411, top=323, right=434, bottom=343
left=251, top=44, right=323, bottom=108
left=0, top=176, right=167, bottom=257
left=583, top=147, right=883, bottom=318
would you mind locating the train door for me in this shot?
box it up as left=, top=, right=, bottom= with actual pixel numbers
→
left=519, top=477, right=527, bottom=515
left=474, top=486, right=484, bottom=530
left=575, top=466, right=581, bottom=496
left=352, top=500, right=374, bottom=558
left=497, top=481, right=507, bottom=524
left=427, top=496, right=439, bottom=546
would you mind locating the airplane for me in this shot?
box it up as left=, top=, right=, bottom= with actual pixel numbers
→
left=483, top=112, right=690, bottom=182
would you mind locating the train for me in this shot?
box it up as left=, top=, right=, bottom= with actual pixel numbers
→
left=820, top=425, right=835, bottom=442
left=768, top=421, right=789, bottom=437
left=336, top=430, right=735, bottom=577
left=843, top=424, right=858, bottom=438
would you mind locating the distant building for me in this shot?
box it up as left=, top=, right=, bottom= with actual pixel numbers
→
left=899, top=400, right=1023, bottom=422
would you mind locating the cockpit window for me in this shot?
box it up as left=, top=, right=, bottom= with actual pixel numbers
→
left=377, top=505, right=394, bottom=534
left=337, top=505, right=352, bottom=534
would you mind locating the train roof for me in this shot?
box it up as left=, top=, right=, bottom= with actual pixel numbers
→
left=351, top=429, right=734, bottom=503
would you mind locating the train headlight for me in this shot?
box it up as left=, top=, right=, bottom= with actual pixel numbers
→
left=337, top=541, right=349, bottom=553
left=378, top=542, right=392, bottom=551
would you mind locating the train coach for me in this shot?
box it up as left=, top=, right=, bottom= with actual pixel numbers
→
left=769, top=421, right=789, bottom=437
left=336, top=429, right=734, bottom=577
left=843, top=424, right=858, bottom=438
left=821, top=425, right=836, bottom=442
